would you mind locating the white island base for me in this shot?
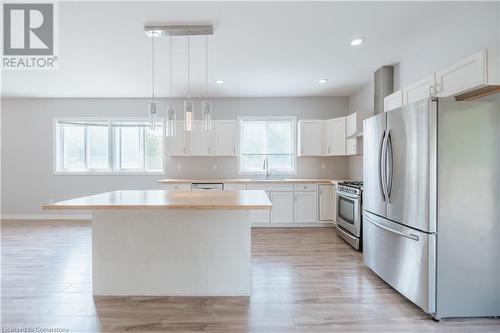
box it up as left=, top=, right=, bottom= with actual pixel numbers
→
left=92, top=209, right=251, bottom=296
left=44, top=190, right=271, bottom=297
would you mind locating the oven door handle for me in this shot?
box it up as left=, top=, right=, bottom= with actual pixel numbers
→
left=336, top=190, right=360, bottom=200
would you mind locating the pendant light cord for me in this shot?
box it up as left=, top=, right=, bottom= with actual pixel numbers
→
left=169, top=33, right=172, bottom=98
left=205, top=34, right=208, bottom=98
left=152, top=32, right=155, bottom=102
left=187, top=34, right=190, bottom=99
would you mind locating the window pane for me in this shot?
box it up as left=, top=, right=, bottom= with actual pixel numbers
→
left=120, top=126, right=142, bottom=169
left=62, top=125, right=85, bottom=170
left=267, top=121, right=293, bottom=154
left=145, top=127, right=163, bottom=171
left=241, top=121, right=266, bottom=154
left=268, top=154, right=293, bottom=171
left=241, top=154, right=266, bottom=173
left=88, top=125, right=109, bottom=169
left=239, top=118, right=296, bottom=174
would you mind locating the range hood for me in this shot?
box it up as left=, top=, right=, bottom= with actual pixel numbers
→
left=374, top=66, right=394, bottom=115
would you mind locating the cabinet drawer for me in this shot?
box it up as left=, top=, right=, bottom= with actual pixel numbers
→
left=246, top=184, right=269, bottom=191
left=246, top=184, right=293, bottom=192
left=293, top=184, right=317, bottom=192
left=164, top=184, right=191, bottom=191
left=224, top=184, right=246, bottom=190
left=268, top=184, right=293, bottom=192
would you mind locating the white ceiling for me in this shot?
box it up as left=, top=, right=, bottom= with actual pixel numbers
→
left=0, top=1, right=494, bottom=98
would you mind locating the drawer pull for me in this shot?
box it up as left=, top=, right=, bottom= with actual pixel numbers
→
left=366, top=216, right=419, bottom=242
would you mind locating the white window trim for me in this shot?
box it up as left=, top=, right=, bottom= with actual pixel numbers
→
left=237, top=116, right=297, bottom=176
left=53, top=116, right=166, bottom=175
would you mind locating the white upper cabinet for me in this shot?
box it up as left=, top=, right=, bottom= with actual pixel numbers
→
left=384, top=90, right=403, bottom=112
left=435, top=49, right=491, bottom=97
left=167, top=119, right=237, bottom=157
left=167, top=121, right=188, bottom=156
left=298, top=120, right=323, bottom=156
left=329, top=117, right=346, bottom=156
left=214, top=120, right=237, bottom=156
left=346, top=113, right=358, bottom=155
left=322, top=119, right=331, bottom=156
left=402, top=75, right=436, bottom=105
left=402, top=49, right=499, bottom=102
left=189, top=121, right=214, bottom=156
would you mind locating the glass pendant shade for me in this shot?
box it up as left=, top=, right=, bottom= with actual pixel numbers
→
left=166, top=104, right=176, bottom=137
left=184, top=100, right=194, bottom=131
left=201, top=100, right=213, bottom=131
left=149, top=101, right=159, bottom=131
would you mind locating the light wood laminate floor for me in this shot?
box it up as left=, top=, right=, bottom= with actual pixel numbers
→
left=1, top=220, right=498, bottom=332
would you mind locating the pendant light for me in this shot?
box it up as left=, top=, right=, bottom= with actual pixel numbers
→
left=166, top=33, right=176, bottom=137
left=149, top=31, right=159, bottom=131
left=184, top=34, right=194, bottom=131
left=201, top=34, right=213, bottom=131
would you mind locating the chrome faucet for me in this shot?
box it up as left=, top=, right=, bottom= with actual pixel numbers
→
left=262, top=157, right=271, bottom=178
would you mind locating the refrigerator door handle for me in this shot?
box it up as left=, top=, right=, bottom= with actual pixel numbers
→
left=379, top=130, right=388, bottom=201
left=386, top=130, right=394, bottom=202
left=365, top=215, right=419, bottom=242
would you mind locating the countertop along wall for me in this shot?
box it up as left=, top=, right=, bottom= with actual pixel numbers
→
left=1, top=97, right=349, bottom=218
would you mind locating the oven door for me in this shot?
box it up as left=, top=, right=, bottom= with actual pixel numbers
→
left=336, top=190, right=361, bottom=237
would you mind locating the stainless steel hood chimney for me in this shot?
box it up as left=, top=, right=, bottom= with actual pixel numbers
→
left=374, top=66, right=394, bottom=115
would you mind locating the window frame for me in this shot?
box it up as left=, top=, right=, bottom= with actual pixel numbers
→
left=53, top=117, right=165, bottom=175
left=237, top=116, right=297, bottom=176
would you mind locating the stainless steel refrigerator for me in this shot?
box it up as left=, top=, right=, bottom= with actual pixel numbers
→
left=363, top=96, right=500, bottom=319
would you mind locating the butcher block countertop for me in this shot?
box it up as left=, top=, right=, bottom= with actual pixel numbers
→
left=43, top=190, right=272, bottom=210
left=158, top=178, right=342, bottom=184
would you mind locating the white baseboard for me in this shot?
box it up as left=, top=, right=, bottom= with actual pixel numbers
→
left=252, top=222, right=335, bottom=228
left=1, top=216, right=337, bottom=228
left=1, top=214, right=90, bottom=221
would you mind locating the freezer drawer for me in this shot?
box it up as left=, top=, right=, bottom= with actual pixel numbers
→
left=363, top=211, right=436, bottom=314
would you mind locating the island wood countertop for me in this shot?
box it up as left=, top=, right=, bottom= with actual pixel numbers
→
left=157, top=178, right=343, bottom=184
left=43, top=190, right=272, bottom=210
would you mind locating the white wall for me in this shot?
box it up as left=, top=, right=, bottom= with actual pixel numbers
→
left=347, top=2, right=500, bottom=180
left=346, top=83, right=373, bottom=180
left=1, top=97, right=349, bottom=217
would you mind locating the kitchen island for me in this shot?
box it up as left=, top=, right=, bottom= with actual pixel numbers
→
left=44, top=190, right=271, bottom=296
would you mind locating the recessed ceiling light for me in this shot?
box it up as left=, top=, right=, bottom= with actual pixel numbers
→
left=318, top=79, right=328, bottom=84
left=215, top=79, right=224, bottom=84
left=350, top=38, right=365, bottom=46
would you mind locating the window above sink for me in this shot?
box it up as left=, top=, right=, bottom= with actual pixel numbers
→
left=238, top=116, right=297, bottom=176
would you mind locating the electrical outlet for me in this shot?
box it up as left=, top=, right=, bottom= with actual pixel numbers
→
left=176, top=163, right=181, bottom=170
left=212, top=164, right=217, bottom=170
left=321, top=162, right=326, bottom=170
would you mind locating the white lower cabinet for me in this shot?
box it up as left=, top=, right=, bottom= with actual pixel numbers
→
left=246, top=185, right=270, bottom=223
left=164, top=184, right=191, bottom=191
left=318, top=184, right=335, bottom=221
left=224, top=184, right=246, bottom=191
left=269, top=191, right=294, bottom=223
left=294, top=191, right=318, bottom=223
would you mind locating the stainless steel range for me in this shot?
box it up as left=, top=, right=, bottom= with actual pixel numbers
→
left=335, top=180, right=363, bottom=250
